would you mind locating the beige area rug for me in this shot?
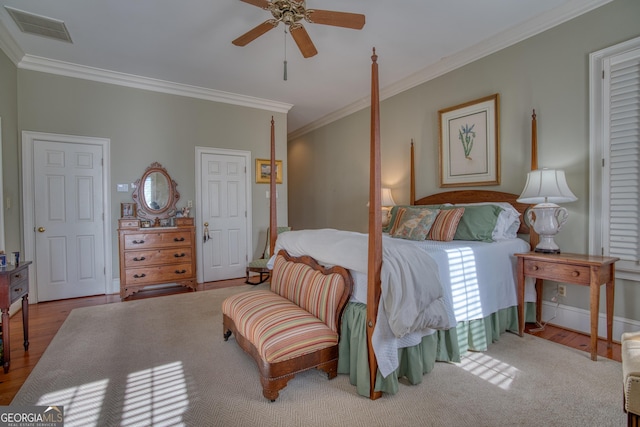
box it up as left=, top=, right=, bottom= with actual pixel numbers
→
left=13, top=285, right=624, bottom=427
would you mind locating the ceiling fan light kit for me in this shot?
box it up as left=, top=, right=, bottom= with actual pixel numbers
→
left=233, top=0, right=365, bottom=59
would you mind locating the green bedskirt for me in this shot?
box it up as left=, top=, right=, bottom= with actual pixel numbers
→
left=337, top=301, right=537, bottom=397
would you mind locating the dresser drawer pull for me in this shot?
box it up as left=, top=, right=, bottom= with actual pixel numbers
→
left=572, top=271, right=580, bottom=277
left=174, top=253, right=186, bottom=258
left=173, top=237, right=186, bottom=242
left=13, top=287, right=22, bottom=293
left=532, top=265, right=539, bottom=271
left=132, top=256, right=146, bottom=262
left=133, top=273, right=147, bottom=279
left=174, top=269, right=187, bottom=274
left=13, top=274, right=22, bottom=279
left=132, top=239, right=145, bottom=244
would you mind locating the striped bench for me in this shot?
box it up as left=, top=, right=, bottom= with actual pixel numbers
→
left=222, top=250, right=353, bottom=401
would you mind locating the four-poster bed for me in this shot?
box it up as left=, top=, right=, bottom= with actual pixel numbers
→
left=263, top=51, right=539, bottom=399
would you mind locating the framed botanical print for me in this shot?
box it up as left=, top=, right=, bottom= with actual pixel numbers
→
left=438, top=94, right=500, bottom=187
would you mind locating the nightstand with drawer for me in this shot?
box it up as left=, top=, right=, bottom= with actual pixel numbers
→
left=0, top=261, right=32, bottom=373
left=515, top=252, right=619, bottom=361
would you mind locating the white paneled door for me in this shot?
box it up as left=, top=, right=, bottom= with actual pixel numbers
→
left=200, top=152, right=248, bottom=282
left=33, top=139, right=106, bottom=301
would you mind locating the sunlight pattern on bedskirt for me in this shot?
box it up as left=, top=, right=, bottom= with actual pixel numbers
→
left=337, top=301, right=536, bottom=397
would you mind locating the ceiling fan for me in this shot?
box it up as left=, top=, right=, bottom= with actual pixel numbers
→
left=232, top=0, right=365, bottom=58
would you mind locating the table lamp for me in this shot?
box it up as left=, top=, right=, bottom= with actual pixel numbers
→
left=517, top=169, right=577, bottom=253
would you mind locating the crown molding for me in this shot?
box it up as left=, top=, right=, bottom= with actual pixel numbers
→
left=287, top=0, right=614, bottom=140
left=17, top=55, right=292, bottom=114
left=0, top=17, right=23, bottom=65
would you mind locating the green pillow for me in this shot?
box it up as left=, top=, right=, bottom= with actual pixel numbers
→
left=443, top=204, right=503, bottom=242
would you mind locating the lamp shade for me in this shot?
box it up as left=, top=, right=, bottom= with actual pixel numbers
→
left=517, top=169, right=577, bottom=204
left=381, top=188, right=396, bottom=207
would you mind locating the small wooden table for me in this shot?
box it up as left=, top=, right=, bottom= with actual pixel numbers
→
left=0, top=261, right=31, bottom=373
left=515, top=252, right=618, bottom=361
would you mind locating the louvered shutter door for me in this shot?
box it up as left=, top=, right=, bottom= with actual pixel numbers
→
left=605, top=50, right=640, bottom=271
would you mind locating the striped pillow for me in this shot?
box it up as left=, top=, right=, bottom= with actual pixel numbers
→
left=428, top=207, right=465, bottom=241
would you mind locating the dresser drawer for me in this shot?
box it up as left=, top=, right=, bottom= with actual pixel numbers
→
left=123, top=231, right=192, bottom=249
left=523, top=259, right=591, bottom=285
left=123, top=248, right=193, bottom=268
left=9, top=269, right=29, bottom=303
left=118, top=219, right=140, bottom=229
left=124, top=263, right=194, bottom=285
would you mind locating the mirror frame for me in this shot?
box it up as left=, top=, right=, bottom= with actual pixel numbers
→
left=132, top=162, right=180, bottom=220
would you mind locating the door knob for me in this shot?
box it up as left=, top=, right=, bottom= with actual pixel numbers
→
left=38, top=227, right=46, bottom=232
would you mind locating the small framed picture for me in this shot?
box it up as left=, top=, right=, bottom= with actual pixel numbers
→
left=121, top=202, right=137, bottom=218
left=140, top=220, right=152, bottom=228
left=255, top=159, right=283, bottom=184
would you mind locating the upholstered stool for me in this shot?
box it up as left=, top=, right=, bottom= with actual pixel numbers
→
left=622, top=331, right=640, bottom=426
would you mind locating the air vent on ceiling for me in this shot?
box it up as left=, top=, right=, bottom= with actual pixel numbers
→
left=5, top=6, right=72, bottom=43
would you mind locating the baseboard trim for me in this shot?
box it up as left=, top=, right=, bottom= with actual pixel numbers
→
left=540, top=300, right=640, bottom=342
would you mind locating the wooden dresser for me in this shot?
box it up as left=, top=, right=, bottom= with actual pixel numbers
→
left=118, top=217, right=197, bottom=299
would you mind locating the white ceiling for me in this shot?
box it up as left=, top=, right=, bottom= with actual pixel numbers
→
left=0, top=0, right=611, bottom=136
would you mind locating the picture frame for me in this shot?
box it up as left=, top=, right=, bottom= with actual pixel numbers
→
left=255, top=159, right=283, bottom=184
left=438, top=94, right=500, bottom=187
left=120, top=202, right=137, bottom=219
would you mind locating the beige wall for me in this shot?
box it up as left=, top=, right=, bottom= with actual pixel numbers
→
left=2, top=65, right=288, bottom=280
left=0, top=49, right=19, bottom=254
left=288, top=0, right=640, bottom=321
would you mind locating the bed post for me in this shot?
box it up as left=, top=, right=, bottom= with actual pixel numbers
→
left=410, top=140, right=415, bottom=205
left=528, top=110, right=540, bottom=250
left=531, top=110, right=538, bottom=171
left=269, top=116, right=278, bottom=257
left=366, top=48, right=383, bottom=401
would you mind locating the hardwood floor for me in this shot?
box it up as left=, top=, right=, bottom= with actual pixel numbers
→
left=0, top=278, right=247, bottom=405
left=0, top=279, right=622, bottom=405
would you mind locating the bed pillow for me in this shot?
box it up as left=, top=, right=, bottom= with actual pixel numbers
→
left=442, top=204, right=503, bottom=242
left=446, top=202, right=521, bottom=240
left=384, top=204, right=442, bottom=234
left=428, top=208, right=465, bottom=241
left=389, top=207, right=440, bottom=241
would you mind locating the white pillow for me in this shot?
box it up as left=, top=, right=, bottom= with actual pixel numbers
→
left=444, top=202, right=521, bottom=240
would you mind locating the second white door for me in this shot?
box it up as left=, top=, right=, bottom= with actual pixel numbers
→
left=200, top=152, right=248, bottom=281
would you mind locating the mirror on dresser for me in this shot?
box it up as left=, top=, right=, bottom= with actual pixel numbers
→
left=117, top=162, right=196, bottom=299
left=132, top=162, right=179, bottom=222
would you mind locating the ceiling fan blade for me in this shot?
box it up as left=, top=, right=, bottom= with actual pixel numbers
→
left=239, top=0, right=270, bottom=9
left=290, top=25, right=317, bottom=58
left=232, top=21, right=277, bottom=46
left=306, top=9, right=365, bottom=29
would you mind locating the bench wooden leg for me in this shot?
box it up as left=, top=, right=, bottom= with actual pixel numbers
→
left=261, top=374, right=295, bottom=402
left=317, top=360, right=338, bottom=380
